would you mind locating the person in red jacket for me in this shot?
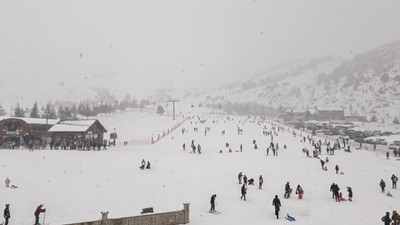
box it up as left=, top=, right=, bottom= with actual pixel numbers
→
left=34, top=204, right=46, bottom=225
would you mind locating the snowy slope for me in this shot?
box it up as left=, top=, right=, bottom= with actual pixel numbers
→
left=0, top=109, right=398, bottom=225
left=205, top=39, right=400, bottom=123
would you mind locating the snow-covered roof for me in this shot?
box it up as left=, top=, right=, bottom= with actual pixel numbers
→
left=48, top=120, right=98, bottom=132
left=315, top=106, right=343, bottom=111
left=0, top=116, right=59, bottom=125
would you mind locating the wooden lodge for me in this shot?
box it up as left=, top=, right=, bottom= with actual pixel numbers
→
left=48, top=120, right=107, bottom=149
left=0, top=117, right=59, bottom=149
left=315, top=106, right=345, bottom=121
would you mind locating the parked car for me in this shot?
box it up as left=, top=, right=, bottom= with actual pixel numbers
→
left=389, top=144, right=399, bottom=150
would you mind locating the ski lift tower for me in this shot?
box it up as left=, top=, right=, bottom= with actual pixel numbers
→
left=168, top=99, right=179, bottom=120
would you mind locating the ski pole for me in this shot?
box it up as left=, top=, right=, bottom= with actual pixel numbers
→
left=43, top=211, right=46, bottom=225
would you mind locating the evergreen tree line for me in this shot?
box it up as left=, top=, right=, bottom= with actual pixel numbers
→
left=0, top=97, right=153, bottom=120
left=208, top=101, right=278, bottom=117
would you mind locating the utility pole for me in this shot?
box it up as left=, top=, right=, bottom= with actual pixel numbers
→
left=168, top=99, right=179, bottom=120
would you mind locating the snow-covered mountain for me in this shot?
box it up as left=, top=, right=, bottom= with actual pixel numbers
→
left=206, top=40, right=400, bottom=123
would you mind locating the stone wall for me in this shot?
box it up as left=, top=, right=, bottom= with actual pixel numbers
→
left=64, top=203, right=190, bottom=225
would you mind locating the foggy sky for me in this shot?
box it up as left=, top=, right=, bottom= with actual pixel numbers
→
left=1, top=0, right=400, bottom=90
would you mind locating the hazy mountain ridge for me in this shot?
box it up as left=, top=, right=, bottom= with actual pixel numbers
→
left=209, top=40, right=400, bottom=122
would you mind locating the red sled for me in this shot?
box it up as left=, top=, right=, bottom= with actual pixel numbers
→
left=10, top=185, right=18, bottom=188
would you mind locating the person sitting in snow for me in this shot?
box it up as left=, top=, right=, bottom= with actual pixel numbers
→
left=146, top=161, right=151, bottom=169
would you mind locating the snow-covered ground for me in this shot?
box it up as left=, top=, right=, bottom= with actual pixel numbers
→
left=0, top=110, right=398, bottom=225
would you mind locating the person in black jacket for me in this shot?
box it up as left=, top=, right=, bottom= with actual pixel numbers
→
left=241, top=184, right=247, bottom=201
left=4, top=204, right=10, bottom=225
left=347, top=186, right=353, bottom=201
left=380, top=179, right=386, bottom=193
left=210, top=194, right=216, bottom=212
left=272, top=195, right=281, bottom=219
left=391, top=174, right=398, bottom=189
left=382, top=211, right=392, bottom=225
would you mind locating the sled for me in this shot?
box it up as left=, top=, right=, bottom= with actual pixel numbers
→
left=10, top=185, right=18, bottom=188
left=340, top=172, right=345, bottom=175
left=386, top=192, right=393, bottom=197
left=209, top=210, right=221, bottom=215
left=285, top=214, right=296, bottom=221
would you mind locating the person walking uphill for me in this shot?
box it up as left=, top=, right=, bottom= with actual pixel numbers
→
left=380, top=179, right=386, bottom=193
left=4, top=204, right=10, bottom=225
left=391, top=174, right=398, bottom=189
left=34, top=204, right=46, bottom=225
left=272, top=195, right=281, bottom=219
left=5, top=177, right=10, bottom=188
left=210, top=194, right=217, bottom=212
left=382, top=212, right=392, bottom=225
left=241, top=184, right=247, bottom=201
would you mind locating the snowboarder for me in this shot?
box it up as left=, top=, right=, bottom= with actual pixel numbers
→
left=4, top=204, right=10, bottom=225
left=210, top=194, right=216, bottom=212
left=259, top=175, right=263, bottom=189
left=34, top=204, right=46, bottom=225
left=295, top=184, right=304, bottom=199
left=272, top=195, right=281, bottom=219
left=5, top=177, right=10, bottom=188
left=335, top=165, right=339, bottom=174
left=380, top=179, right=386, bottom=193
left=241, top=184, right=247, bottom=201
left=347, top=186, right=353, bottom=201
left=382, top=212, right=392, bottom=225
left=238, top=172, right=243, bottom=184
left=391, top=174, right=398, bottom=189
left=284, top=182, right=292, bottom=199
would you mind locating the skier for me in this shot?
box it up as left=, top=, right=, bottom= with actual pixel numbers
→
left=272, top=195, right=281, bottom=219
left=295, top=184, right=304, bottom=199
left=391, top=174, right=398, bottom=189
left=241, top=184, right=247, bottom=201
left=259, top=175, right=263, bottom=189
left=335, top=165, right=339, bottom=174
left=347, top=186, right=353, bottom=201
left=380, top=179, right=386, bottom=193
left=4, top=204, right=10, bottom=225
left=382, top=212, right=392, bottom=225
left=238, top=172, right=243, bottom=184
left=210, top=194, right=216, bottom=212
left=5, top=177, right=10, bottom=188
left=284, top=182, right=292, bottom=199
left=34, top=204, right=46, bottom=225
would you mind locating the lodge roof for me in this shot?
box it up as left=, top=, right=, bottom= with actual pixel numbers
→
left=48, top=120, right=106, bottom=133
left=0, top=117, right=59, bottom=125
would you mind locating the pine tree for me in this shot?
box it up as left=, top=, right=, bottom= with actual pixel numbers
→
left=43, top=103, right=57, bottom=119
left=370, top=114, right=378, bottom=122
left=30, top=102, right=40, bottom=118
left=393, top=117, right=400, bottom=124
left=0, top=104, right=6, bottom=116
left=13, top=103, right=25, bottom=117
left=157, top=105, right=165, bottom=115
